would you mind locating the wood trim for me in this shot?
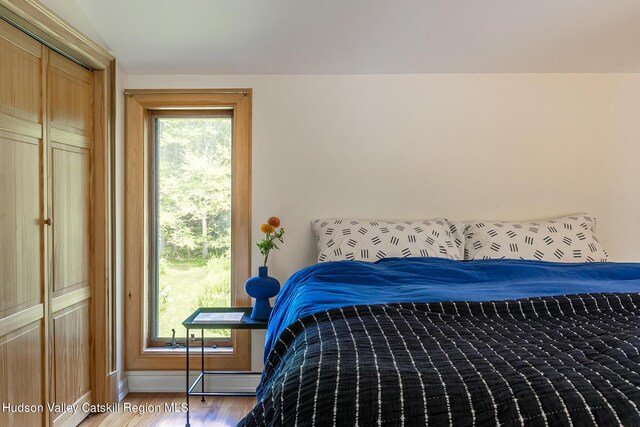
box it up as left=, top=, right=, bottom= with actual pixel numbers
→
left=231, top=93, right=252, bottom=308
left=0, top=14, right=39, bottom=55
left=125, top=90, right=252, bottom=371
left=108, top=63, right=117, bottom=377
left=0, top=110, right=42, bottom=138
left=51, top=391, right=91, bottom=427
left=125, top=89, right=249, bottom=95
left=40, top=44, right=50, bottom=427
left=49, top=49, right=92, bottom=82
left=148, top=109, right=233, bottom=118
left=49, top=127, right=89, bottom=149
left=0, top=0, right=113, bottom=69
left=124, top=94, right=145, bottom=372
left=126, top=331, right=251, bottom=371
left=124, top=92, right=249, bottom=110
left=91, top=62, right=119, bottom=405
left=51, top=141, right=87, bottom=156
left=0, top=304, right=44, bottom=336
left=0, top=128, right=39, bottom=145
left=51, top=287, right=90, bottom=313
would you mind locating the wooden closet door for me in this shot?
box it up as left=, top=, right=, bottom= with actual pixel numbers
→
left=0, top=19, right=45, bottom=427
left=47, top=51, right=92, bottom=427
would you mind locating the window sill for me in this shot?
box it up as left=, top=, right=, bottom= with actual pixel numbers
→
left=128, top=329, right=250, bottom=371
left=143, top=346, right=233, bottom=355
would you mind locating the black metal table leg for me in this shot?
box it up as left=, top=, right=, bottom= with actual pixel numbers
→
left=186, top=327, right=190, bottom=427
left=201, top=328, right=205, bottom=402
left=182, top=306, right=267, bottom=424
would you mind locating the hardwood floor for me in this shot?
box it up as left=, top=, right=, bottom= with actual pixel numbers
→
left=79, top=393, right=255, bottom=426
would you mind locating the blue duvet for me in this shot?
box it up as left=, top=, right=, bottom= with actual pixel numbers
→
left=264, top=257, right=640, bottom=361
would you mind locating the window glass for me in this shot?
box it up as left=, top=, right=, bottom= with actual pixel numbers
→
left=153, top=115, right=232, bottom=340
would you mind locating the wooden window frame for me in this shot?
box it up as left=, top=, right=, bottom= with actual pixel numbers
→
left=124, top=89, right=252, bottom=371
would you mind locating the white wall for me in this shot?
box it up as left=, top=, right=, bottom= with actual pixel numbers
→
left=603, top=75, right=640, bottom=260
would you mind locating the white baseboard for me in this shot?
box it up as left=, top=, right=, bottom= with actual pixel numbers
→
left=118, top=376, right=130, bottom=401
left=125, top=371, right=261, bottom=393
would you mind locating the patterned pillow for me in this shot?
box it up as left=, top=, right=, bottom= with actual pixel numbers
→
left=463, top=214, right=608, bottom=262
left=312, top=218, right=464, bottom=263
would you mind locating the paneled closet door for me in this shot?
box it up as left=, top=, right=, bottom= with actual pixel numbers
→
left=47, top=51, right=92, bottom=427
left=0, top=20, right=45, bottom=427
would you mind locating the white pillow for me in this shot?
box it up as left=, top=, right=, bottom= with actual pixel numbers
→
left=312, top=218, right=464, bottom=263
left=463, top=214, right=608, bottom=262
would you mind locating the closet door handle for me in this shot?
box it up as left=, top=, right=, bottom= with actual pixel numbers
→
left=44, top=218, right=52, bottom=226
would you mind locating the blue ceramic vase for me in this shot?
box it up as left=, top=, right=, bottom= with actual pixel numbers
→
left=244, top=266, right=280, bottom=320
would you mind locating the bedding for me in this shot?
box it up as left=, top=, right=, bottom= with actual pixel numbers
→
left=242, top=258, right=640, bottom=427
left=264, top=257, right=639, bottom=359
left=463, top=214, right=608, bottom=263
left=312, top=219, right=464, bottom=262
left=241, top=293, right=640, bottom=426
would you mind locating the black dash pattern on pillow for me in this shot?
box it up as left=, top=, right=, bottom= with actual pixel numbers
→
left=463, top=214, right=608, bottom=262
left=312, top=218, right=464, bottom=263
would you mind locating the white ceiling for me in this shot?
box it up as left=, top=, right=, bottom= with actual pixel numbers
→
left=42, top=0, right=640, bottom=74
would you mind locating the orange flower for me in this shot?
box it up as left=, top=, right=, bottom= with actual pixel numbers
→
left=257, top=219, right=285, bottom=266
left=268, top=216, right=281, bottom=228
left=260, top=223, right=275, bottom=234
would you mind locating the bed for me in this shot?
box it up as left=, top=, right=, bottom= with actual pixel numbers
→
left=238, top=257, right=640, bottom=426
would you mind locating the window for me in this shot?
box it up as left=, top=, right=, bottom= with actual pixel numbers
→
left=124, top=90, right=251, bottom=371
left=149, top=111, right=233, bottom=345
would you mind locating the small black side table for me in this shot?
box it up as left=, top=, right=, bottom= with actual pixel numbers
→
left=182, top=307, right=268, bottom=427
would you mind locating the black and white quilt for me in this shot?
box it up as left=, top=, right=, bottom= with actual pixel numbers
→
left=239, top=293, right=640, bottom=426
